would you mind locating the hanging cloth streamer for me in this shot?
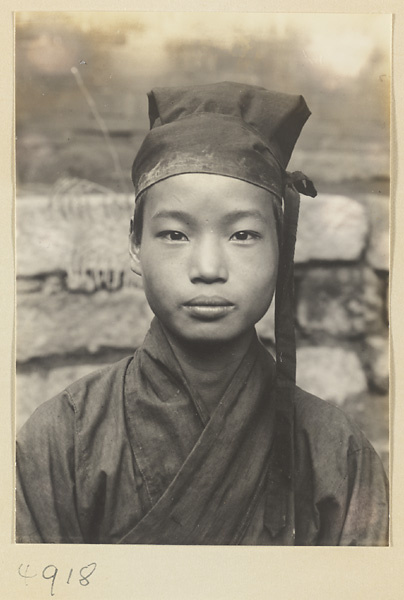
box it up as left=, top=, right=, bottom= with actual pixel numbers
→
left=264, top=170, right=317, bottom=544
left=277, top=170, right=317, bottom=385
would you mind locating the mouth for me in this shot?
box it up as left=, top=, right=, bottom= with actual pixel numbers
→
left=182, top=296, right=235, bottom=320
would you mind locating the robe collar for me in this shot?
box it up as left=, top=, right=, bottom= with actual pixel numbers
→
left=120, top=319, right=295, bottom=544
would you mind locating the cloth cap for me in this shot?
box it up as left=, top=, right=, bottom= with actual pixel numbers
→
left=132, top=81, right=311, bottom=200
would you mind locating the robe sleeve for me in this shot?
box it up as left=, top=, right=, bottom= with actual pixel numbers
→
left=16, top=392, right=85, bottom=543
left=294, top=390, right=389, bottom=547
left=337, top=442, right=389, bottom=546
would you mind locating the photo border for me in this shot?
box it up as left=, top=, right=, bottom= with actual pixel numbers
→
left=2, top=2, right=403, bottom=599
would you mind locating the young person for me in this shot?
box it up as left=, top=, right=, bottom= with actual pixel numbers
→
left=16, top=82, right=389, bottom=545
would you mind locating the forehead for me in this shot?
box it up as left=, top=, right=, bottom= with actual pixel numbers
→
left=143, top=173, right=278, bottom=222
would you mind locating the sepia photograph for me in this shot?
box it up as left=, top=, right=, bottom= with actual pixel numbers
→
left=14, top=11, right=390, bottom=547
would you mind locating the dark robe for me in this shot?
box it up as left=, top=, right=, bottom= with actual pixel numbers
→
left=16, top=320, right=389, bottom=545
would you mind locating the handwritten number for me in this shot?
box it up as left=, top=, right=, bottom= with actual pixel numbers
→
left=18, top=564, right=37, bottom=585
left=42, top=565, right=58, bottom=597
left=18, top=562, right=96, bottom=594
left=79, top=562, right=97, bottom=586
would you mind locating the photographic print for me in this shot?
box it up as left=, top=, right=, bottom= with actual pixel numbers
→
left=15, top=11, right=390, bottom=547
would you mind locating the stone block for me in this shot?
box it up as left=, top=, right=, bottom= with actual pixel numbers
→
left=296, top=346, right=368, bottom=406
left=361, top=335, right=389, bottom=394
left=296, top=266, right=386, bottom=338
left=16, top=195, right=65, bottom=276
left=362, top=194, right=389, bottom=271
left=17, top=278, right=44, bottom=294
left=296, top=194, right=369, bottom=263
left=17, top=193, right=134, bottom=281
left=17, top=287, right=153, bottom=363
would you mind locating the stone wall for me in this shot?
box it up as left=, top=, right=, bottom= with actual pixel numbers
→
left=16, top=182, right=389, bottom=469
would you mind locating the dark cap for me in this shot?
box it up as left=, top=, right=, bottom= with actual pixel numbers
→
left=132, top=81, right=311, bottom=200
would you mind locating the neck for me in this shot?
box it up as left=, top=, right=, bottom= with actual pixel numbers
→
left=160, top=326, right=256, bottom=414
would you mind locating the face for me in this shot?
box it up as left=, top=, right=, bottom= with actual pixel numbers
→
left=130, top=173, right=279, bottom=346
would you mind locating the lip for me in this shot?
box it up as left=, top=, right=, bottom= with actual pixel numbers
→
left=182, top=296, right=235, bottom=320
left=183, top=295, right=234, bottom=307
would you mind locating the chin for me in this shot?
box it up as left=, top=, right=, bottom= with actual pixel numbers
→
left=171, top=321, right=255, bottom=347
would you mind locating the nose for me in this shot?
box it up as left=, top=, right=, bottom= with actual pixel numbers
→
left=189, top=235, right=228, bottom=283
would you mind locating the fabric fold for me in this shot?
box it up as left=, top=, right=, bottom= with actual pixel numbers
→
left=119, top=319, right=282, bottom=545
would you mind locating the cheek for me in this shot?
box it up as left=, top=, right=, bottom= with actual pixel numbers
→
left=237, top=247, right=278, bottom=290
left=140, top=250, right=183, bottom=302
left=141, top=272, right=172, bottom=319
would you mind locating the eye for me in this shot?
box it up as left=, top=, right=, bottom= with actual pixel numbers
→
left=230, top=230, right=260, bottom=242
left=159, top=230, right=189, bottom=242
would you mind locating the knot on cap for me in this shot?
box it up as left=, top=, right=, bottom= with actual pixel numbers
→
left=285, top=171, right=317, bottom=197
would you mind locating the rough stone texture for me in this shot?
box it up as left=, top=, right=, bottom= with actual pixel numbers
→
left=361, top=335, right=389, bottom=394
left=296, top=346, right=368, bottom=406
left=362, top=193, right=390, bottom=271
left=17, top=194, right=134, bottom=282
left=17, top=288, right=153, bottom=362
left=17, top=278, right=44, bottom=294
left=296, top=266, right=386, bottom=338
left=17, top=197, right=72, bottom=276
left=295, top=194, right=369, bottom=263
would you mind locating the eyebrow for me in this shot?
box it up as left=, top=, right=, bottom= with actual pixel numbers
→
left=221, top=210, right=267, bottom=225
left=151, top=210, right=195, bottom=223
left=151, top=209, right=267, bottom=224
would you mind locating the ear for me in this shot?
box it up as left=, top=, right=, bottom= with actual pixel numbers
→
left=129, top=233, right=142, bottom=276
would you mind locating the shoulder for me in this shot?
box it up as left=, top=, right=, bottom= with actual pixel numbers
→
left=293, top=386, right=371, bottom=455
left=18, top=356, right=134, bottom=448
left=65, top=356, right=133, bottom=410
left=293, top=386, right=387, bottom=499
left=293, top=388, right=389, bottom=546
